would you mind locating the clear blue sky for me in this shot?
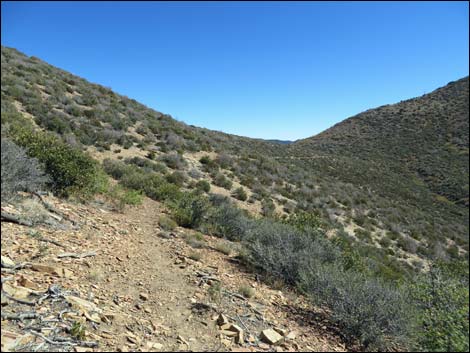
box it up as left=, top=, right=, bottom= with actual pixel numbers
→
left=2, top=1, right=469, bottom=140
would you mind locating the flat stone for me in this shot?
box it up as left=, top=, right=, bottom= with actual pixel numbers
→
left=65, top=295, right=102, bottom=322
left=260, top=329, right=283, bottom=345
left=285, top=331, right=297, bottom=340
left=220, top=330, right=238, bottom=337
left=31, top=263, right=73, bottom=278
left=1, top=256, right=15, bottom=268
left=139, top=292, right=149, bottom=301
left=2, top=283, right=31, bottom=299
left=274, top=327, right=288, bottom=336
left=1, top=293, right=9, bottom=306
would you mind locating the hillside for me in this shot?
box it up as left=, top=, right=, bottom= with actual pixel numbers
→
left=291, top=77, right=469, bottom=206
left=2, top=45, right=469, bottom=272
left=1, top=45, right=469, bottom=352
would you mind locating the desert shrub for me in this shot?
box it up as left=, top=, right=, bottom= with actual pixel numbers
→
left=124, top=156, right=166, bottom=173
left=159, top=215, right=177, bottom=231
left=212, top=173, right=232, bottom=190
left=238, top=284, right=255, bottom=298
left=188, top=251, right=202, bottom=261
left=106, top=184, right=143, bottom=211
left=410, top=261, right=469, bottom=352
left=118, top=169, right=180, bottom=202
left=261, top=198, right=276, bottom=217
left=195, top=180, right=211, bottom=193
left=168, top=192, right=210, bottom=228
left=208, top=200, right=253, bottom=241
left=232, top=187, right=248, bottom=201
left=158, top=152, right=187, bottom=170
left=11, top=128, right=101, bottom=197
left=245, top=219, right=339, bottom=285
left=183, top=232, right=206, bottom=248
left=103, top=158, right=133, bottom=179
left=283, top=210, right=324, bottom=233
left=216, top=153, right=233, bottom=169
left=200, top=155, right=219, bottom=173
left=188, top=168, right=202, bottom=180
left=166, top=171, right=186, bottom=186
left=1, top=139, right=49, bottom=201
left=298, top=264, right=413, bottom=350
left=214, top=242, right=232, bottom=255
left=379, top=236, right=392, bottom=248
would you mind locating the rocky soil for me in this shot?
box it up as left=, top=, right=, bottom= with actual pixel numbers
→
left=1, top=194, right=349, bottom=352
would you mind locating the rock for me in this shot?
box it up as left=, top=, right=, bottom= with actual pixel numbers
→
left=260, top=329, right=283, bottom=345
left=65, top=295, right=102, bottom=323
left=2, top=283, right=32, bottom=299
left=231, top=348, right=252, bottom=352
left=1, top=256, right=15, bottom=268
left=217, top=313, right=229, bottom=326
left=75, top=347, right=93, bottom=352
left=220, top=323, right=232, bottom=330
left=126, top=335, right=138, bottom=344
left=139, top=292, right=149, bottom=301
left=31, top=263, right=73, bottom=278
left=273, top=327, right=288, bottom=337
left=285, top=331, right=297, bottom=340
left=228, top=324, right=244, bottom=344
left=154, top=342, right=164, bottom=350
left=220, top=330, right=238, bottom=337
left=17, top=276, right=40, bottom=290
left=1, top=293, right=9, bottom=306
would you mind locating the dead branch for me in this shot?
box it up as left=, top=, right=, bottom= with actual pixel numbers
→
left=1, top=211, right=33, bottom=226
left=57, top=251, right=97, bottom=259
left=1, top=311, right=39, bottom=320
left=37, top=237, right=66, bottom=248
left=29, top=330, right=98, bottom=348
left=32, top=192, right=80, bottom=227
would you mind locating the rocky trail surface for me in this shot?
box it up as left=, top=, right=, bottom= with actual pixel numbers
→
left=1, top=194, right=348, bottom=352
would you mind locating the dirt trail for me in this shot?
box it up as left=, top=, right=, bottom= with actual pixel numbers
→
left=95, top=198, right=221, bottom=351
left=1, top=195, right=348, bottom=352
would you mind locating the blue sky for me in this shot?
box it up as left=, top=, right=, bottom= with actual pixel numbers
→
left=2, top=1, right=469, bottom=140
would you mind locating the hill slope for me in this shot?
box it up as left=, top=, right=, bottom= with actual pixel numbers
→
left=291, top=77, right=469, bottom=206
left=1, top=45, right=468, bottom=276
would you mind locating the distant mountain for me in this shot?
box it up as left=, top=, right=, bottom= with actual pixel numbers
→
left=266, top=139, right=294, bottom=145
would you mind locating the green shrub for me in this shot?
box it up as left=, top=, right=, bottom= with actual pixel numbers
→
left=208, top=199, right=253, bottom=241
left=214, top=242, right=232, bottom=255
left=106, top=184, right=143, bottom=211
left=195, top=180, right=211, bottom=193
left=158, top=152, right=186, bottom=170
left=232, top=187, right=248, bottom=201
left=410, top=261, right=469, bottom=352
left=159, top=215, right=177, bottom=231
left=168, top=192, right=210, bottom=228
left=213, top=173, right=232, bottom=190
left=238, top=284, right=255, bottom=298
left=12, top=128, right=101, bottom=197
left=166, top=171, right=186, bottom=186
left=183, top=232, right=206, bottom=248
